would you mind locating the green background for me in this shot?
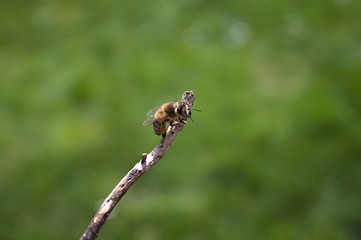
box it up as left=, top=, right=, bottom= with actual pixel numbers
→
left=1, top=0, right=361, bottom=239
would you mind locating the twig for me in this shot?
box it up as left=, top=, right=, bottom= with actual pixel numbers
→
left=80, top=91, right=195, bottom=240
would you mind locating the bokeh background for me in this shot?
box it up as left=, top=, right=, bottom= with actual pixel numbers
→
left=1, top=0, right=361, bottom=239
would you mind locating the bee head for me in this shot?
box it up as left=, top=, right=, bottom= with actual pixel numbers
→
left=176, top=101, right=198, bottom=123
left=176, top=102, right=190, bottom=118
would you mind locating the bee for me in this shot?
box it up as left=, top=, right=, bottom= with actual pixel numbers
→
left=143, top=101, right=201, bottom=138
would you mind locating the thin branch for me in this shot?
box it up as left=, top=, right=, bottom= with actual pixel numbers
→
left=80, top=91, right=196, bottom=240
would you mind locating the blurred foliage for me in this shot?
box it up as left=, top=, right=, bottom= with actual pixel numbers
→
left=1, top=0, right=361, bottom=239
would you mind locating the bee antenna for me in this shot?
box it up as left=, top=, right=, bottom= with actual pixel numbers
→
left=188, top=116, right=194, bottom=123
left=191, top=108, right=201, bottom=112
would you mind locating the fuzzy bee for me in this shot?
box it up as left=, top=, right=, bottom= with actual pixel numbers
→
left=143, top=101, right=200, bottom=138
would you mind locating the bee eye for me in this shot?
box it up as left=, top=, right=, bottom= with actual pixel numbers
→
left=177, top=106, right=182, bottom=114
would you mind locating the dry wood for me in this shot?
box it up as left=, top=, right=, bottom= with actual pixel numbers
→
left=80, top=91, right=195, bottom=240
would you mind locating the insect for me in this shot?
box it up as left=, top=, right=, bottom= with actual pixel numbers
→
left=143, top=101, right=201, bottom=138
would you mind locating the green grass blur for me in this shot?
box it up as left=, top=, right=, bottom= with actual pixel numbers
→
left=1, top=0, right=361, bottom=239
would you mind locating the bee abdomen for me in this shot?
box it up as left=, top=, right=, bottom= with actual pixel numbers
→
left=153, top=119, right=163, bottom=135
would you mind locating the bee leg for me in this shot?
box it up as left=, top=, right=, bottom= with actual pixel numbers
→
left=170, top=120, right=179, bottom=126
left=180, top=118, right=187, bottom=124
left=160, top=124, right=167, bottom=138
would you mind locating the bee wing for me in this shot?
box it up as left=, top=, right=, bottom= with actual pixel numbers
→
left=143, top=115, right=155, bottom=126
left=146, top=106, right=161, bottom=117
left=143, top=106, right=161, bottom=126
